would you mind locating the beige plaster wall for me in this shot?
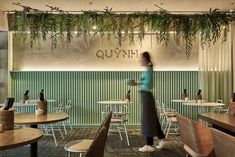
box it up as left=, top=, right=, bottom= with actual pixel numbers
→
left=12, top=33, right=199, bottom=71
left=0, top=31, right=8, bottom=102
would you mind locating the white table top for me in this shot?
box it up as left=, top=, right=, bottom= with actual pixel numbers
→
left=0, top=99, right=56, bottom=107
left=27, top=99, right=56, bottom=103
left=171, top=99, right=206, bottom=103
left=98, top=100, right=133, bottom=105
left=0, top=102, right=36, bottom=107
left=182, top=102, right=225, bottom=107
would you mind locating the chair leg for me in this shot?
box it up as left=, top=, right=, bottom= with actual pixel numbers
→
left=68, top=121, right=73, bottom=130
left=123, top=124, right=130, bottom=146
left=160, top=117, right=164, bottom=128
left=50, top=124, right=58, bottom=146
left=117, top=124, right=123, bottom=140
left=166, top=122, right=172, bottom=138
left=58, top=126, right=65, bottom=139
left=164, top=122, right=169, bottom=134
left=62, top=121, right=67, bottom=135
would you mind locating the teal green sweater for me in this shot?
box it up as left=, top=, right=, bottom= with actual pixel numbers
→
left=140, top=66, right=153, bottom=92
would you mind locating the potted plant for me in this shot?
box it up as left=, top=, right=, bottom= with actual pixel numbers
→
left=37, top=89, right=48, bottom=114
left=23, top=89, right=29, bottom=103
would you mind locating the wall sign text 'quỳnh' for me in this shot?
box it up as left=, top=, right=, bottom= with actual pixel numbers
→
left=96, top=48, right=139, bottom=60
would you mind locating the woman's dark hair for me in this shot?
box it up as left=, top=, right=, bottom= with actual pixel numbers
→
left=142, top=51, right=152, bottom=66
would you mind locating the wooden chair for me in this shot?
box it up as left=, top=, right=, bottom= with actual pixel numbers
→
left=176, top=114, right=215, bottom=157
left=211, top=128, right=235, bottom=157
left=64, top=112, right=112, bottom=157
left=84, top=125, right=107, bottom=157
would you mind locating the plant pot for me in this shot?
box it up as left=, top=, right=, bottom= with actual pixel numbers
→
left=0, top=110, right=14, bottom=131
left=181, top=93, right=188, bottom=100
left=37, top=100, right=48, bottom=115
left=195, top=95, right=202, bottom=103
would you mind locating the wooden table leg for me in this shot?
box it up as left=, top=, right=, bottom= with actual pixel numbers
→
left=30, top=124, right=38, bottom=157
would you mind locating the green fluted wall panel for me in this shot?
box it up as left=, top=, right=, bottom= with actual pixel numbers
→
left=10, top=71, right=198, bottom=126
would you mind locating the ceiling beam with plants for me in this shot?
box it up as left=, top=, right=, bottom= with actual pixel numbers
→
left=8, top=3, right=231, bottom=58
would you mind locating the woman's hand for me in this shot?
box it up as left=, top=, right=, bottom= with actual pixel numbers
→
left=130, top=80, right=140, bottom=86
left=126, top=79, right=140, bottom=86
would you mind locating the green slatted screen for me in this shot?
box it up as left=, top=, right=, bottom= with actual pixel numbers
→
left=10, top=71, right=198, bottom=126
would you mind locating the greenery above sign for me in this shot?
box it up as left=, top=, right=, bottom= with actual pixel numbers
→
left=9, top=4, right=230, bottom=58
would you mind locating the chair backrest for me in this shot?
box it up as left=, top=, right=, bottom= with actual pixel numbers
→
left=55, top=103, right=64, bottom=112
left=66, top=100, right=72, bottom=107
left=216, top=99, right=223, bottom=103
left=176, top=114, right=214, bottom=155
left=211, top=128, right=235, bottom=157
left=85, top=125, right=107, bottom=157
left=95, top=111, right=112, bottom=138
left=64, top=100, right=72, bottom=113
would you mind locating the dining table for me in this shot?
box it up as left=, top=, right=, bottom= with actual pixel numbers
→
left=182, top=102, right=225, bottom=120
left=0, top=99, right=56, bottom=113
left=199, top=112, right=235, bottom=136
left=0, top=128, right=43, bottom=154
left=97, top=100, right=132, bottom=115
left=171, top=99, right=207, bottom=120
left=14, top=112, right=68, bottom=157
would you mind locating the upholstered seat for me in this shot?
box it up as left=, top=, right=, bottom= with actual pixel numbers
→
left=211, top=128, right=235, bottom=157
left=111, top=118, right=128, bottom=123
left=176, top=114, right=215, bottom=157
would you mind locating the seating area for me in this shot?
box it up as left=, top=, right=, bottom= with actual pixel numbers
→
left=0, top=128, right=185, bottom=157
left=1, top=1, right=235, bottom=157
left=176, top=114, right=235, bottom=157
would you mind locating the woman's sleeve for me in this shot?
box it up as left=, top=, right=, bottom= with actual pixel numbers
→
left=142, top=68, right=152, bottom=86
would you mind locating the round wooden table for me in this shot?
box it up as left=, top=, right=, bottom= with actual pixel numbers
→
left=14, top=112, right=68, bottom=126
left=0, top=128, right=43, bottom=150
left=14, top=112, right=68, bottom=157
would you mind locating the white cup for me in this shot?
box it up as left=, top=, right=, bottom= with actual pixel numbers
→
left=35, top=109, right=43, bottom=116
left=35, top=110, right=39, bottom=115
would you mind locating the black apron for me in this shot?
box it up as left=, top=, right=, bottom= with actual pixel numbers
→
left=140, top=91, right=165, bottom=139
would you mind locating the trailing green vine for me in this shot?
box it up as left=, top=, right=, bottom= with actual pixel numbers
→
left=9, top=4, right=231, bottom=58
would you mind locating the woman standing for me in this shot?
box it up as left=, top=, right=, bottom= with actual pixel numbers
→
left=132, top=51, right=165, bottom=152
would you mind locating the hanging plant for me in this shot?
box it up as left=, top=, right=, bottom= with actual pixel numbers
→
left=9, top=3, right=231, bottom=58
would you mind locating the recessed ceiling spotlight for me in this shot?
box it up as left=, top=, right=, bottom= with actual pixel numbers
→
left=160, top=2, right=164, bottom=5
left=89, top=2, right=93, bottom=5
